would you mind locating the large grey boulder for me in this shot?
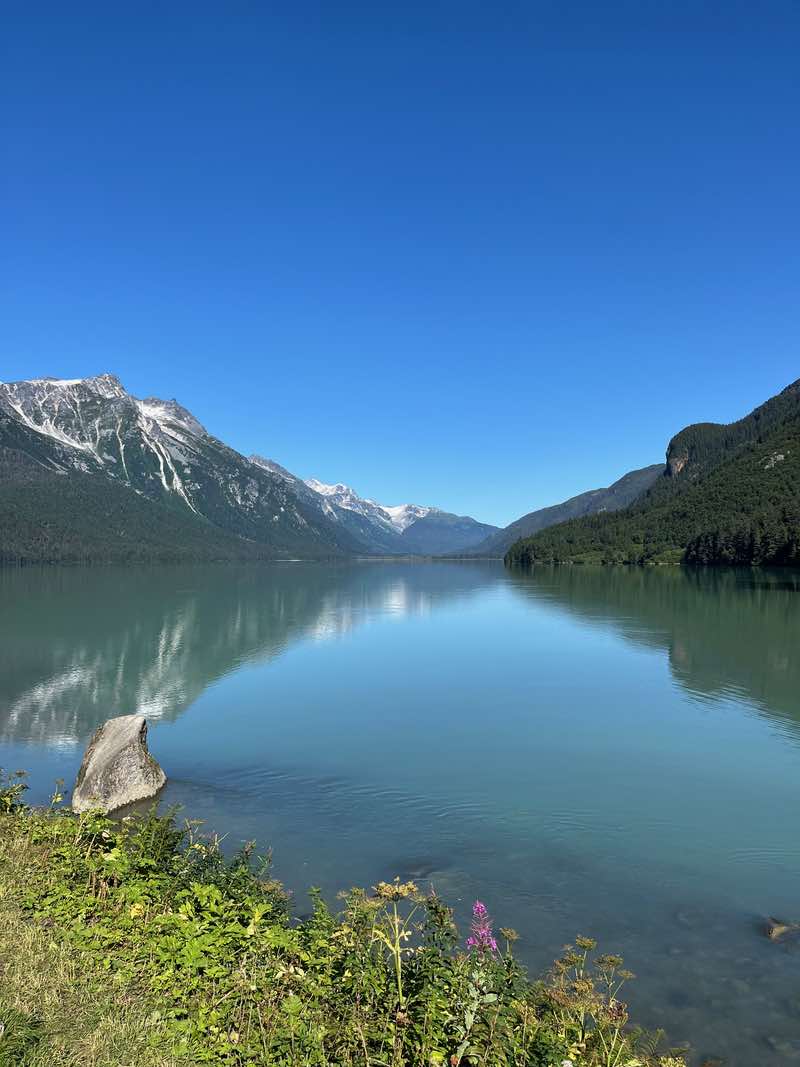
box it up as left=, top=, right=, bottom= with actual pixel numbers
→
left=72, top=714, right=166, bottom=813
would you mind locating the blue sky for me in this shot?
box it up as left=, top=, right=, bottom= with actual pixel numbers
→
left=3, top=3, right=799, bottom=526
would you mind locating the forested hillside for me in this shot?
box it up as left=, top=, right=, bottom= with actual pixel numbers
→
left=0, top=450, right=292, bottom=564
left=506, top=379, right=800, bottom=566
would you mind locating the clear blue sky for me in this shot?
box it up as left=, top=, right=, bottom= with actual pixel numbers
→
left=3, top=2, right=798, bottom=526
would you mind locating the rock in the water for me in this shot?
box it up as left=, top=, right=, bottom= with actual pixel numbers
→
left=72, top=715, right=165, bottom=813
left=765, top=917, right=799, bottom=942
left=766, top=1035, right=800, bottom=1060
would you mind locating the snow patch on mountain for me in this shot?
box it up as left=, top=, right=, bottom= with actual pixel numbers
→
left=304, top=478, right=433, bottom=531
left=1, top=380, right=99, bottom=454
left=0, top=375, right=216, bottom=519
left=304, top=478, right=347, bottom=497
left=380, top=503, right=432, bottom=531
left=137, top=398, right=207, bottom=439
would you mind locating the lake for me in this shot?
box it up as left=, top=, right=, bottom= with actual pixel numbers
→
left=2, top=561, right=799, bottom=1065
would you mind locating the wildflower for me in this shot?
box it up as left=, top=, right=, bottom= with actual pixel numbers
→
left=596, top=953, right=624, bottom=970
left=605, top=997, right=628, bottom=1025
left=466, top=899, right=498, bottom=953
left=374, top=878, right=419, bottom=901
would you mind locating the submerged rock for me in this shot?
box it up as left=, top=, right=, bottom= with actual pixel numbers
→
left=765, top=1035, right=800, bottom=1060
left=765, top=917, right=799, bottom=942
left=72, top=715, right=166, bottom=813
left=389, top=856, right=440, bottom=881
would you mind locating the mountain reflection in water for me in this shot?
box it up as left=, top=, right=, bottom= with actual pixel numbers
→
left=3, top=562, right=799, bottom=746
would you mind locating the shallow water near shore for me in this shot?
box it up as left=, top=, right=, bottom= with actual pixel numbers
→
left=2, top=561, right=799, bottom=1065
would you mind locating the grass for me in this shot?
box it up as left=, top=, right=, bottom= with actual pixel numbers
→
left=0, top=819, right=190, bottom=1067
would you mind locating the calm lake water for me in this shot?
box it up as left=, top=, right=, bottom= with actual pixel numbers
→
left=2, top=561, right=799, bottom=1065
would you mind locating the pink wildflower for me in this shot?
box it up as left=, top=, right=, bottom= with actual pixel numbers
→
left=466, top=899, right=498, bottom=953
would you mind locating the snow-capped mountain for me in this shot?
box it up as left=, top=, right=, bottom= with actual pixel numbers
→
left=0, top=374, right=498, bottom=561
left=251, top=463, right=498, bottom=555
left=0, top=375, right=363, bottom=558
left=248, top=460, right=407, bottom=553
left=304, top=479, right=431, bottom=534
left=299, top=477, right=498, bottom=555
left=381, top=503, right=431, bottom=532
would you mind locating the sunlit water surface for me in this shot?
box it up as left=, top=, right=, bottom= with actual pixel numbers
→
left=2, top=562, right=799, bottom=1065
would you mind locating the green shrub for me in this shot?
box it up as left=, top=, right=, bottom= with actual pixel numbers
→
left=0, top=771, right=27, bottom=816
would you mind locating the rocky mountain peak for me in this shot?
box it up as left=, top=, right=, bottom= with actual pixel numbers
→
left=138, top=397, right=207, bottom=437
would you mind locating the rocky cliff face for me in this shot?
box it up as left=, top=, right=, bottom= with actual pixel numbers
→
left=666, top=449, right=689, bottom=477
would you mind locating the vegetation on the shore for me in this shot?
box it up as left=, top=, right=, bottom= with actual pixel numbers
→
left=506, top=380, right=800, bottom=567
left=0, top=771, right=685, bottom=1067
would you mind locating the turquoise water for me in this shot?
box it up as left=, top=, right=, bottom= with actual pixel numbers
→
left=2, top=562, right=799, bottom=1065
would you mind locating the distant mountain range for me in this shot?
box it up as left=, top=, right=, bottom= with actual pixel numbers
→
left=0, top=375, right=497, bottom=562
left=251, top=458, right=498, bottom=555
left=506, top=377, right=800, bottom=566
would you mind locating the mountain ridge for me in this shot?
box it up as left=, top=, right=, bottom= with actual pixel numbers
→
left=301, top=477, right=499, bottom=554
left=0, top=374, right=364, bottom=558
left=468, top=464, right=663, bottom=557
left=0, top=374, right=496, bottom=562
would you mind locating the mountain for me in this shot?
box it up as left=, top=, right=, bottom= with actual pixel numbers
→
left=506, top=378, right=800, bottom=566
left=306, top=479, right=430, bottom=536
left=253, top=464, right=498, bottom=556
left=395, top=510, right=500, bottom=554
left=0, top=375, right=368, bottom=562
left=0, top=374, right=496, bottom=563
left=469, top=464, right=663, bottom=557
left=303, top=478, right=498, bottom=555
left=248, top=459, right=410, bottom=554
